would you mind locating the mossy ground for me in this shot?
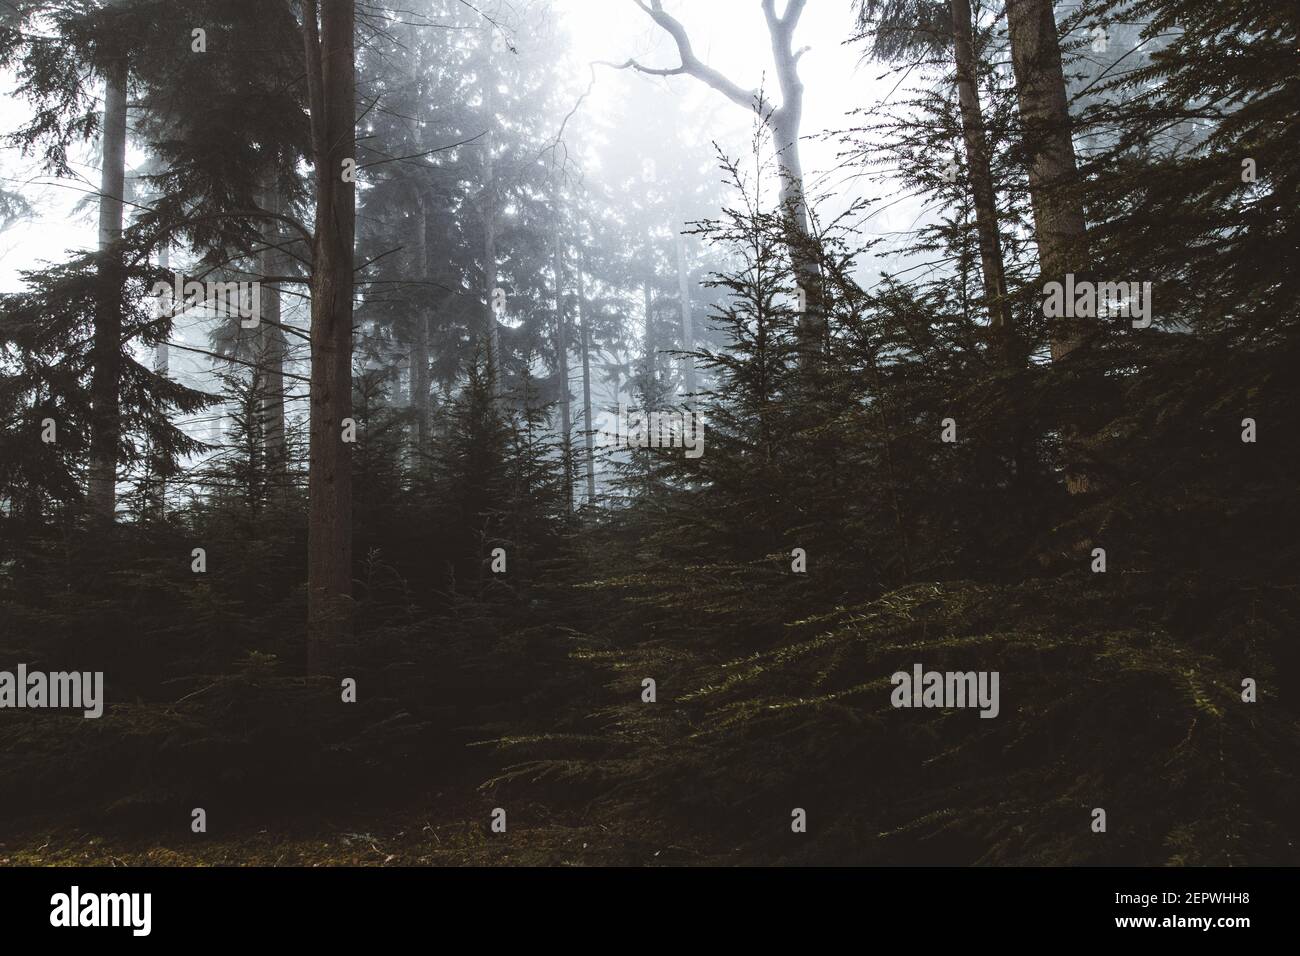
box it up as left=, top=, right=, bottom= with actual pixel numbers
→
left=0, top=794, right=706, bottom=867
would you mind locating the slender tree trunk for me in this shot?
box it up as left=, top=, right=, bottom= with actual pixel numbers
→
left=950, top=0, right=1011, bottom=348
left=303, top=0, right=356, bottom=672
left=155, top=243, right=170, bottom=376
left=87, top=57, right=129, bottom=521
left=1006, top=0, right=1092, bottom=496
left=762, top=0, right=822, bottom=363
left=410, top=189, right=431, bottom=448
left=553, top=224, right=573, bottom=511
left=577, top=257, right=596, bottom=504
left=674, top=216, right=696, bottom=400
left=483, top=195, right=501, bottom=384
left=950, top=1, right=1030, bottom=488
left=151, top=242, right=170, bottom=520
left=259, top=181, right=287, bottom=484
left=643, top=280, right=655, bottom=388
left=1005, top=0, right=1089, bottom=361
left=406, top=19, right=430, bottom=448
left=481, top=74, right=502, bottom=388
left=767, top=107, right=824, bottom=366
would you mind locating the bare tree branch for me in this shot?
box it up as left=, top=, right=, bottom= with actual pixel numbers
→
left=610, top=0, right=760, bottom=113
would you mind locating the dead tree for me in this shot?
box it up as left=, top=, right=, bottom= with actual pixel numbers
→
left=609, top=0, right=824, bottom=362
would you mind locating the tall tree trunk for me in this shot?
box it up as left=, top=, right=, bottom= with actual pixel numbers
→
left=1006, top=0, right=1092, bottom=496
left=1005, top=0, right=1089, bottom=361
left=152, top=242, right=170, bottom=520
left=155, top=242, right=169, bottom=376
left=761, top=0, right=821, bottom=365
left=406, top=19, right=430, bottom=447
left=483, top=192, right=500, bottom=384
left=481, top=74, right=502, bottom=388
left=259, top=180, right=287, bottom=485
left=673, top=216, right=697, bottom=400
left=950, top=0, right=1011, bottom=348
left=87, top=57, right=129, bottom=521
left=767, top=105, right=824, bottom=366
left=577, top=256, right=596, bottom=504
left=303, top=0, right=356, bottom=672
left=643, top=280, right=655, bottom=389
left=410, top=189, right=431, bottom=448
left=553, top=223, right=573, bottom=511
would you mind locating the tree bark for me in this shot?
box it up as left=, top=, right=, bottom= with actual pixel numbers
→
left=152, top=241, right=170, bottom=520
left=259, top=180, right=287, bottom=483
left=1006, top=0, right=1092, bottom=496
left=950, top=0, right=1011, bottom=349
left=483, top=192, right=500, bottom=384
left=1005, top=0, right=1089, bottom=361
left=643, top=279, right=655, bottom=387
left=763, top=52, right=823, bottom=366
left=87, top=56, right=129, bottom=521
left=303, top=0, right=356, bottom=673
left=410, top=189, right=431, bottom=449
left=553, top=221, right=573, bottom=511
left=407, top=19, right=431, bottom=448
left=577, top=256, right=596, bottom=504
left=481, top=71, right=502, bottom=388
left=155, top=242, right=169, bottom=376
left=673, top=216, right=697, bottom=400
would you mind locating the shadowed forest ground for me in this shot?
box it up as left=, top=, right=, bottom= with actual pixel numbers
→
left=3, top=798, right=699, bottom=867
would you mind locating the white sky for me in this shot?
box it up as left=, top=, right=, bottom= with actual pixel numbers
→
left=0, top=0, right=922, bottom=292
left=558, top=0, right=915, bottom=239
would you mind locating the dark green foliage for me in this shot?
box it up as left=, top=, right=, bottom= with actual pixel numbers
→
left=0, top=251, right=213, bottom=519
left=491, top=573, right=1300, bottom=865
left=481, top=0, right=1300, bottom=864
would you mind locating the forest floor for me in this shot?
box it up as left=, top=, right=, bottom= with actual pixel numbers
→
left=0, top=783, right=709, bottom=867
left=0, top=810, right=705, bottom=866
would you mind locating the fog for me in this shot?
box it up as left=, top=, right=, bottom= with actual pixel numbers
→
left=1, top=1, right=911, bottom=291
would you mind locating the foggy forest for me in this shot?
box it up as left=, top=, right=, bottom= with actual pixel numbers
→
left=0, top=0, right=1296, bottom=869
